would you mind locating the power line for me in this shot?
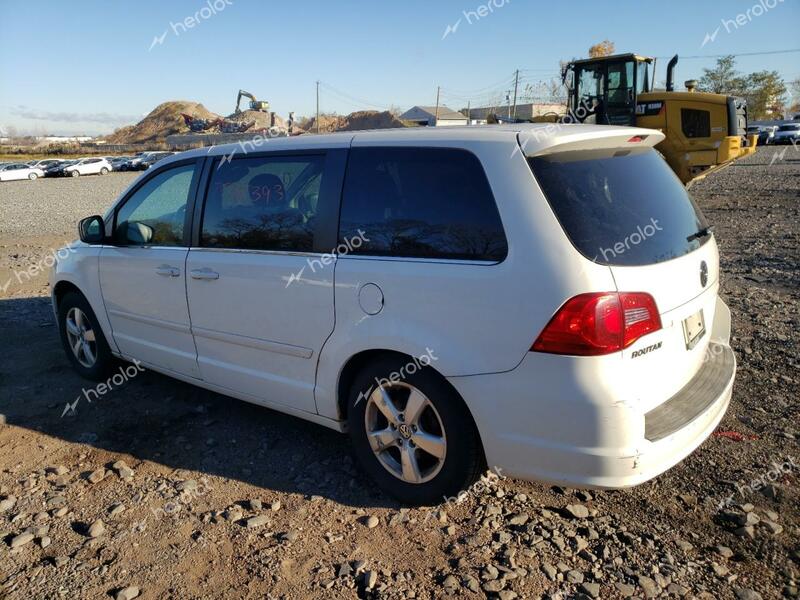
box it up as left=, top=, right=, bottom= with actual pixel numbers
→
left=655, top=48, right=800, bottom=60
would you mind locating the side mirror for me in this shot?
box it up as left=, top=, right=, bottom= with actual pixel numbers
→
left=78, top=215, right=105, bottom=244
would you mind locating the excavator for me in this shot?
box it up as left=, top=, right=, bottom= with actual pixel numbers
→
left=234, top=89, right=270, bottom=114
left=534, top=53, right=758, bottom=184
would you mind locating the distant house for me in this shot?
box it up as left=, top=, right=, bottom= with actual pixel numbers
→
left=461, top=103, right=565, bottom=122
left=399, top=105, right=468, bottom=126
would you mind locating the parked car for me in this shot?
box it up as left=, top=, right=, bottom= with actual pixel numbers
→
left=0, top=163, right=45, bottom=181
left=44, top=160, right=79, bottom=177
left=773, top=123, right=800, bottom=145
left=746, top=125, right=773, bottom=146
left=108, top=156, right=132, bottom=171
left=29, top=159, right=63, bottom=170
left=139, top=152, right=175, bottom=169
left=51, top=124, right=735, bottom=504
left=64, top=157, right=112, bottom=177
left=121, top=152, right=156, bottom=171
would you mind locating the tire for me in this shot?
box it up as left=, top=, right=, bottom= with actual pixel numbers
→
left=70, top=170, right=80, bottom=177
left=57, top=291, right=114, bottom=381
left=347, top=355, right=484, bottom=505
left=100, top=167, right=109, bottom=175
left=28, top=172, right=38, bottom=180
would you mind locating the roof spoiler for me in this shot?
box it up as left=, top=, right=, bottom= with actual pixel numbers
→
left=665, top=55, right=679, bottom=92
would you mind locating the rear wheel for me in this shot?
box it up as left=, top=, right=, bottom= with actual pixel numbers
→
left=28, top=172, right=38, bottom=180
left=100, top=167, right=109, bottom=175
left=58, top=291, right=114, bottom=381
left=347, top=356, right=484, bottom=505
left=70, top=170, right=80, bottom=177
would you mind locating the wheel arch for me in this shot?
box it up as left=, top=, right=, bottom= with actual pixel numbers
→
left=335, top=348, right=485, bottom=454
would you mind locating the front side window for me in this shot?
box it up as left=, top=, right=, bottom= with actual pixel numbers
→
left=201, top=155, right=325, bottom=252
left=115, top=163, right=196, bottom=246
left=339, top=147, right=507, bottom=261
left=681, top=109, right=711, bottom=138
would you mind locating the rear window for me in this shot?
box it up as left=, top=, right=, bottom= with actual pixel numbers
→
left=528, top=148, right=709, bottom=266
left=779, top=124, right=800, bottom=131
left=339, top=147, right=507, bottom=261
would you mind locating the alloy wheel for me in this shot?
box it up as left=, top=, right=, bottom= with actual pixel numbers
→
left=364, top=382, right=447, bottom=484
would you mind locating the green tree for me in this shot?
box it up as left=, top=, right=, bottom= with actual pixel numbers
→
left=742, top=71, right=787, bottom=120
left=697, top=56, right=745, bottom=95
left=698, top=56, right=787, bottom=120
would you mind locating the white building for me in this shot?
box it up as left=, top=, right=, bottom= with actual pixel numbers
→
left=399, top=106, right=468, bottom=126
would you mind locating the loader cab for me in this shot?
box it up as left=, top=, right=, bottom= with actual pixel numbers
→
left=565, top=54, right=653, bottom=126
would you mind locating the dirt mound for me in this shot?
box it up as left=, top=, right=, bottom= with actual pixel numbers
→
left=339, top=110, right=412, bottom=131
left=104, top=101, right=218, bottom=144
left=299, top=113, right=347, bottom=134
left=226, top=109, right=286, bottom=131
left=299, top=111, right=412, bottom=134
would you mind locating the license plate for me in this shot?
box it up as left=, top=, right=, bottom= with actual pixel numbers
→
left=682, top=309, right=706, bottom=349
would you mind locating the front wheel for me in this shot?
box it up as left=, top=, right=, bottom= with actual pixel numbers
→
left=347, top=356, right=484, bottom=505
left=100, top=167, right=109, bottom=175
left=70, top=170, right=80, bottom=177
left=28, top=172, right=38, bottom=180
left=58, top=291, right=114, bottom=381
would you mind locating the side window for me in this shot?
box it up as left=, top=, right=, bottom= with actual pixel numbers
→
left=115, top=163, right=196, bottom=246
left=201, top=155, right=325, bottom=252
left=681, top=109, right=711, bottom=138
left=339, top=147, right=507, bottom=261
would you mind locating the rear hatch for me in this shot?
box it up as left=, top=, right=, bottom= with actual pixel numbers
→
left=527, top=142, right=719, bottom=411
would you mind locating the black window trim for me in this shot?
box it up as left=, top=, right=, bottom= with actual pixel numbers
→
left=109, top=157, right=203, bottom=247
left=191, top=148, right=347, bottom=255
left=336, top=145, right=508, bottom=264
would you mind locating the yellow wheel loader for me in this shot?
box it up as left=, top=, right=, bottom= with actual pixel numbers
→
left=543, top=53, right=758, bottom=184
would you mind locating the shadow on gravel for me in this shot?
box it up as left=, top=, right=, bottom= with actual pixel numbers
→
left=0, top=296, right=400, bottom=510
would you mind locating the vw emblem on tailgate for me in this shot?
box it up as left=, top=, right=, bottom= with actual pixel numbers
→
left=700, top=261, right=708, bottom=288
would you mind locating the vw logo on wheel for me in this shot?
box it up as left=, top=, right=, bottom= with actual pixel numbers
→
left=398, top=423, right=412, bottom=439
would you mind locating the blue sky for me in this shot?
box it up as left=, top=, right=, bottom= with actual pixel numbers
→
left=1, top=0, right=798, bottom=135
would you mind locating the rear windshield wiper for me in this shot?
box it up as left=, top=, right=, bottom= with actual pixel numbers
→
left=687, top=225, right=715, bottom=243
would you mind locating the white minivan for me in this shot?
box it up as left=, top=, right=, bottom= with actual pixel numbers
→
left=50, top=124, right=735, bottom=504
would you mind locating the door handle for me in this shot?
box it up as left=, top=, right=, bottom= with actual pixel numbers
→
left=155, top=265, right=180, bottom=277
left=190, top=268, right=220, bottom=281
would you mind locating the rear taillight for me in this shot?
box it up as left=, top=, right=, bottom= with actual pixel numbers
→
left=531, top=292, right=661, bottom=356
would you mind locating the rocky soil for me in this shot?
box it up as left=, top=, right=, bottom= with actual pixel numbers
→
left=0, top=145, right=798, bottom=599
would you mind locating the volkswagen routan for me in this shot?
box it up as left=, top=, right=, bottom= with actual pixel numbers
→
left=51, top=124, right=735, bottom=504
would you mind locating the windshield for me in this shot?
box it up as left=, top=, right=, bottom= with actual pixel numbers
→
left=528, top=147, right=709, bottom=266
left=779, top=124, right=800, bottom=131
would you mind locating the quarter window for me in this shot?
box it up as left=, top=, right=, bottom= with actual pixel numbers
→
left=338, top=147, right=507, bottom=261
left=115, top=163, right=196, bottom=246
left=681, top=109, right=711, bottom=138
left=201, top=155, right=325, bottom=252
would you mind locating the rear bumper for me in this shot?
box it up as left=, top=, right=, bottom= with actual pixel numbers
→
left=449, top=300, right=735, bottom=489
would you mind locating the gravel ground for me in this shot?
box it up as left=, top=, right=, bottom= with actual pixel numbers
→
left=0, top=146, right=798, bottom=599
left=0, top=172, right=138, bottom=237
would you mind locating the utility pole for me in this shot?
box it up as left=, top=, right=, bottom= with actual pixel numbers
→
left=316, top=80, right=320, bottom=134
left=505, top=90, right=511, bottom=119
left=434, top=86, right=441, bottom=126
left=466, top=100, right=471, bottom=126
left=512, top=69, right=519, bottom=119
